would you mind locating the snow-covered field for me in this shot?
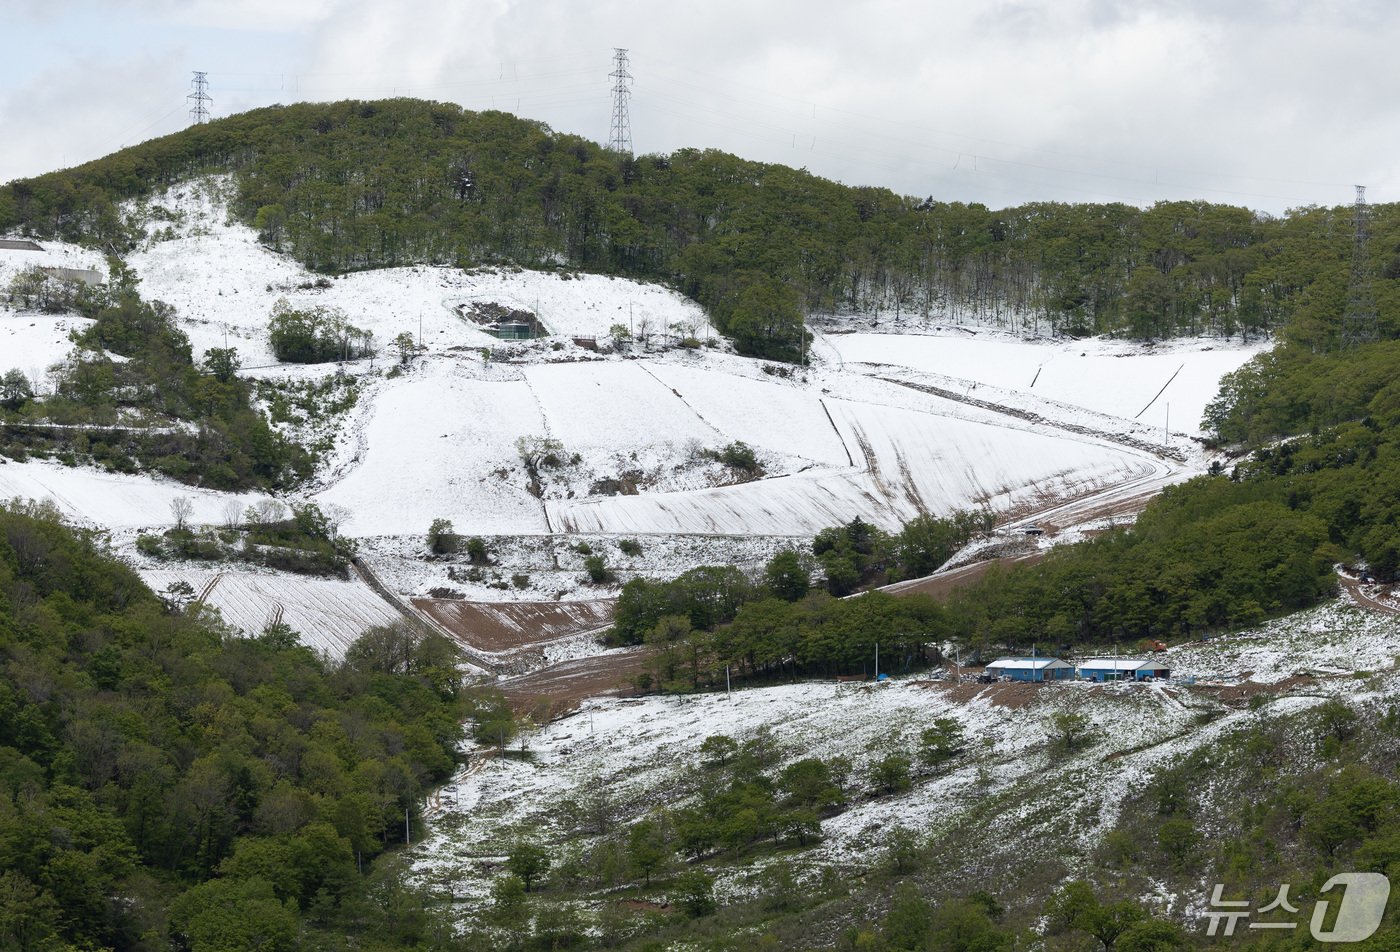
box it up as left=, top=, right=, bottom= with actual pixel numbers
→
left=312, top=361, right=550, bottom=536
left=359, top=532, right=803, bottom=604
left=826, top=329, right=1267, bottom=436
left=0, top=312, right=88, bottom=385
left=547, top=383, right=1159, bottom=535
left=0, top=457, right=271, bottom=529
left=140, top=566, right=401, bottom=658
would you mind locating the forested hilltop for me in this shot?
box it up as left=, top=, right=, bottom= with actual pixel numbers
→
left=4, top=99, right=1399, bottom=359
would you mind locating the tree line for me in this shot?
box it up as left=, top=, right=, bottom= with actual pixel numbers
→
left=611, top=410, right=1400, bottom=690
left=7, top=99, right=1399, bottom=359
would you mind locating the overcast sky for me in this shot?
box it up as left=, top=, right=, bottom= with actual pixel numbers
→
left=4, top=0, right=1397, bottom=213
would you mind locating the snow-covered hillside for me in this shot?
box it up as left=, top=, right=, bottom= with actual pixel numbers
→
left=142, top=565, right=402, bottom=657
left=124, top=178, right=710, bottom=367
left=0, top=176, right=1268, bottom=644
left=0, top=457, right=271, bottom=529
left=0, top=239, right=106, bottom=385
left=409, top=599, right=1399, bottom=915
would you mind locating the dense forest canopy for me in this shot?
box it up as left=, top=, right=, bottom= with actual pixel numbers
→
left=4, top=99, right=1400, bottom=359
left=0, top=499, right=484, bottom=949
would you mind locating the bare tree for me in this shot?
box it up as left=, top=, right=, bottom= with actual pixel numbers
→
left=323, top=503, right=352, bottom=539
left=220, top=499, right=242, bottom=530
left=170, top=496, right=194, bottom=532
left=244, top=499, right=287, bottom=528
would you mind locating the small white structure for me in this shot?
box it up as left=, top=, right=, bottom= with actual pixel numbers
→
left=983, top=656, right=1075, bottom=682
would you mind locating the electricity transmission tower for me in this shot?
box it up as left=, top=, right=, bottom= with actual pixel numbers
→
left=188, top=71, right=212, bottom=125
left=607, top=49, right=633, bottom=155
left=1342, top=185, right=1379, bottom=348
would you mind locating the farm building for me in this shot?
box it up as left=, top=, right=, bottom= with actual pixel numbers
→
left=40, top=265, right=104, bottom=286
left=1077, top=658, right=1170, bottom=682
left=983, top=656, right=1075, bottom=682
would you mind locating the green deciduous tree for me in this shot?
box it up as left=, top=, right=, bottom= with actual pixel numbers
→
left=506, top=841, right=551, bottom=892
left=627, top=818, right=670, bottom=885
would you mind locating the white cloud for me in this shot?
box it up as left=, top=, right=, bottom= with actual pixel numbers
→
left=3, top=0, right=1399, bottom=211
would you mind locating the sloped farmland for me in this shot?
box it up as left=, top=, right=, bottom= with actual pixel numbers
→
left=140, top=567, right=401, bottom=658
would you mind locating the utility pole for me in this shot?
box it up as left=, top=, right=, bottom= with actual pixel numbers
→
left=187, top=71, right=212, bottom=125
left=607, top=48, right=633, bottom=155
left=1342, top=185, right=1380, bottom=348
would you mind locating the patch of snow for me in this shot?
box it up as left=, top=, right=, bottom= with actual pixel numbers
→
left=0, top=457, right=273, bottom=529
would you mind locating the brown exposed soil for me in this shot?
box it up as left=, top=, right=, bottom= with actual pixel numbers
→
left=1191, top=673, right=1320, bottom=706
left=497, top=648, right=656, bottom=719
left=886, top=552, right=1047, bottom=600
left=917, top=679, right=1046, bottom=709
left=411, top=598, right=615, bottom=653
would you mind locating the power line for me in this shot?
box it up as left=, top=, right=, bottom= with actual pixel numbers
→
left=643, top=61, right=1359, bottom=197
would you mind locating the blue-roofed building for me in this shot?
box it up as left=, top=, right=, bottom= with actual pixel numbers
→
left=983, top=657, right=1075, bottom=682
left=1077, top=658, right=1170, bottom=682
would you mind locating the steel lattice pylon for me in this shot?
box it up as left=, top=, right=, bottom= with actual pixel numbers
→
left=607, top=49, right=633, bottom=155
left=188, top=71, right=212, bottom=126
left=1342, top=184, right=1380, bottom=348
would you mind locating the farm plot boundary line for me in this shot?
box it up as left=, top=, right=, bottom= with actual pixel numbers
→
left=351, top=557, right=502, bottom=673
left=875, top=375, right=1186, bottom=463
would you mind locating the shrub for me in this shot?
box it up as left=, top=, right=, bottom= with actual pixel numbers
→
left=717, top=440, right=760, bottom=473
left=135, top=534, right=164, bottom=558
left=427, top=518, right=458, bottom=555
left=584, top=555, right=615, bottom=584
left=268, top=299, right=373, bottom=363
left=465, top=536, right=489, bottom=564
left=872, top=753, right=913, bottom=795
left=618, top=538, right=643, bottom=556
left=672, top=871, right=716, bottom=918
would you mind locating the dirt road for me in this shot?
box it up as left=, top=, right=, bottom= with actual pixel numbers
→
left=1339, top=573, right=1400, bottom=615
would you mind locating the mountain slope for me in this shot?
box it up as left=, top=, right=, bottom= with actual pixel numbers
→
left=6, top=98, right=1397, bottom=352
